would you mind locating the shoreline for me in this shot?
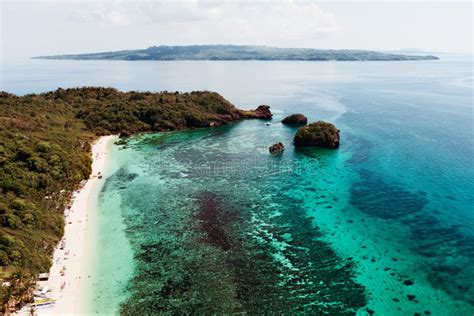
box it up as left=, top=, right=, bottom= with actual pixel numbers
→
left=19, top=135, right=117, bottom=315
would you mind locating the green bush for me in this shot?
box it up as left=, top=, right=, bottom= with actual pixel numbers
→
left=294, top=121, right=340, bottom=148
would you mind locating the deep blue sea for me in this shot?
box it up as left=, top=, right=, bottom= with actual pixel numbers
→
left=1, top=55, right=473, bottom=315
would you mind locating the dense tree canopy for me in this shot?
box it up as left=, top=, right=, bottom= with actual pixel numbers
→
left=0, top=87, right=247, bottom=311
left=294, top=121, right=340, bottom=148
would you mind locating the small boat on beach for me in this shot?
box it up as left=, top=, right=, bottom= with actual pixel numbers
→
left=37, top=273, right=49, bottom=281
left=30, top=298, right=56, bottom=308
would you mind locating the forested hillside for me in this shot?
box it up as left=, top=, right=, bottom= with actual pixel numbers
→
left=0, top=87, right=249, bottom=312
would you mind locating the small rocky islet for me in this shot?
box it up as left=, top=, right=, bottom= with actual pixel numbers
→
left=282, top=113, right=308, bottom=125
left=269, top=142, right=285, bottom=154
left=267, top=112, right=340, bottom=152
left=266, top=112, right=340, bottom=155
left=293, top=120, right=340, bottom=148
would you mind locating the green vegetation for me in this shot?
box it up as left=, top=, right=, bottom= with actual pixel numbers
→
left=34, top=45, right=439, bottom=61
left=0, top=87, right=247, bottom=312
left=293, top=121, right=340, bottom=148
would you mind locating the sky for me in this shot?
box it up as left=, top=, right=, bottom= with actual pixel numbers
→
left=0, top=0, right=472, bottom=61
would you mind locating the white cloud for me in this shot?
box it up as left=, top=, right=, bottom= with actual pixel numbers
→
left=70, top=0, right=339, bottom=45
left=72, top=2, right=131, bottom=25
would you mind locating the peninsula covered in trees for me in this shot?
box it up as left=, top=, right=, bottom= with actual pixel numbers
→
left=33, top=45, right=439, bottom=61
left=0, top=87, right=268, bottom=311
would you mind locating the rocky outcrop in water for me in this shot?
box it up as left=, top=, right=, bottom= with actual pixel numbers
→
left=269, top=142, right=285, bottom=154
left=240, top=105, right=272, bottom=119
left=293, top=121, right=340, bottom=148
left=282, top=113, right=307, bottom=125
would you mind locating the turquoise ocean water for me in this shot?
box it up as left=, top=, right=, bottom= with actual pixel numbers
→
left=2, top=55, right=473, bottom=314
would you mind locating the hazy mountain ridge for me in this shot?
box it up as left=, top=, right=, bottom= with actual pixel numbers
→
left=34, top=45, right=439, bottom=61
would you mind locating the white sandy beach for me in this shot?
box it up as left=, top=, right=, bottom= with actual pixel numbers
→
left=19, top=135, right=116, bottom=315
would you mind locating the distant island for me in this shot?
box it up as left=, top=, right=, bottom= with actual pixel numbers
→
left=33, top=45, right=439, bottom=61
